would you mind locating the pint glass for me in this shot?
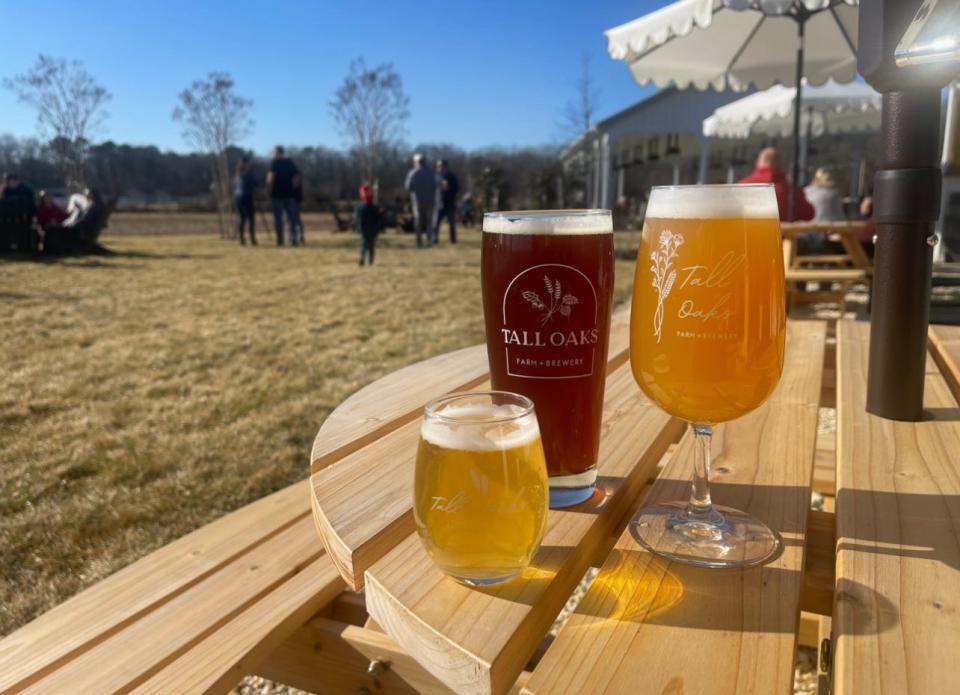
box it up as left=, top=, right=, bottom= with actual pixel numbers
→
left=481, top=210, right=614, bottom=507
left=413, top=392, right=548, bottom=586
left=630, top=184, right=786, bottom=568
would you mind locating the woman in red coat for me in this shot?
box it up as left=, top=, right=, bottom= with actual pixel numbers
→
left=738, top=147, right=814, bottom=222
left=36, top=190, right=68, bottom=230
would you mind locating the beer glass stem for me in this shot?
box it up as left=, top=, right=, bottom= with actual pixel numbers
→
left=687, top=424, right=715, bottom=519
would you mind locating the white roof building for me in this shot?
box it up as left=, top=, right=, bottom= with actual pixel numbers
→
left=560, top=86, right=751, bottom=209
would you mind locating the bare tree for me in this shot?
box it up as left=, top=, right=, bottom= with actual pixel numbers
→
left=561, top=53, right=600, bottom=141
left=173, top=72, right=253, bottom=237
left=3, top=54, right=111, bottom=187
left=330, top=58, right=410, bottom=183
left=557, top=54, right=601, bottom=206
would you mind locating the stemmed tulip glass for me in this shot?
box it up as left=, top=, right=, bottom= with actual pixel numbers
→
left=629, top=184, right=786, bottom=568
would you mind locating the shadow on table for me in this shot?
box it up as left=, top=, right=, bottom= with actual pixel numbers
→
left=492, top=477, right=956, bottom=637
left=566, top=551, right=898, bottom=637
left=922, top=406, right=960, bottom=422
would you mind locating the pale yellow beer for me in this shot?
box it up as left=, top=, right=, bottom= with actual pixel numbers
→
left=413, top=392, right=548, bottom=585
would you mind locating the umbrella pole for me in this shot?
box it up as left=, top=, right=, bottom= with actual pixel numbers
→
left=858, top=0, right=956, bottom=421
left=789, top=16, right=805, bottom=222
left=866, top=90, right=941, bottom=420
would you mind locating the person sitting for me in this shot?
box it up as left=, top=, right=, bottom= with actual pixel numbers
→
left=805, top=168, right=844, bottom=222
left=64, top=190, right=90, bottom=225
left=354, top=184, right=382, bottom=267
left=738, top=147, right=814, bottom=222
left=798, top=167, right=845, bottom=255
left=43, top=189, right=105, bottom=254
left=36, top=190, right=68, bottom=230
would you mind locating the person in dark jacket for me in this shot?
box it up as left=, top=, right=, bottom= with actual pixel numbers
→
left=433, top=159, right=460, bottom=244
left=354, top=184, right=382, bottom=266
left=2, top=173, right=36, bottom=217
left=266, top=146, right=303, bottom=246
left=233, top=157, right=257, bottom=245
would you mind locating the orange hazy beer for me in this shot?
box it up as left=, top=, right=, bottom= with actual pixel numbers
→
left=631, top=188, right=786, bottom=424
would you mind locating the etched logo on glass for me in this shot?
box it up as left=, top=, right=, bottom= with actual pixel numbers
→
left=501, top=263, right=599, bottom=379
left=650, top=229, right=683, bottom=343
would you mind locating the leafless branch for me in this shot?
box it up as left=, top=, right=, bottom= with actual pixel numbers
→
left=559, top=53, right=600, bottom=141
left=3, top=54, right=111, bottom=186
left=329, top=58, right=410, bottom=182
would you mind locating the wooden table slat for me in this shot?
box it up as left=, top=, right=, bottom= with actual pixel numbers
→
left=133, top=556, right=344, bottom=694
left=0, top=480, right=311, bottom=694
left=929, top=324, right=960, bottom=405
left=19, top=516, right=329, bottom=694
left=524, top=321, right=827, bottom=695
left=310, top=344, right=490, bottom=474
left=833, top=320, right=960, bottom=695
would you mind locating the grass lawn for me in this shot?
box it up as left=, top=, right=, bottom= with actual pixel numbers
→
left=0, top=213, right=639, bottom=635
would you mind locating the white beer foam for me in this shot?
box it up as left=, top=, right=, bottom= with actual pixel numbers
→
left=483, top=210, right=612, bottom=235
left=645, top=185, right=779, bottom=219
left=421, top=404, right=541, bottom=452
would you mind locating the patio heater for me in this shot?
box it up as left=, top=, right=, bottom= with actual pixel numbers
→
left=860, top=0, right=960, bottom=420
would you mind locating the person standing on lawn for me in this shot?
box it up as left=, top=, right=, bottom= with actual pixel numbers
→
left=404, top=153, right=435, bottom=248
left=267, top=146, right=303, bottom=246
left=433, top=159, right=459, bottom=244
left=354, top=184, right=382, bottom=267
left=233, top=156, right=257, bottom=246
left=2, top=173, right=36, bottom=218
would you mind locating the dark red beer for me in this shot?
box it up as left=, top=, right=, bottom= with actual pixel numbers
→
left=481, top=210, right=614, bottom=507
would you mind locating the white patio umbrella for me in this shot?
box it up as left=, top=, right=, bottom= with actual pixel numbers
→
left=703, top=79, right=880, bottom=139
left=606, top=0, right=860, bottom=218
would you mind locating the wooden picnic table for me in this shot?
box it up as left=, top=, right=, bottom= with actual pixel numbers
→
left=781, top=220, right=873, bottom=272
left=2, top=310, right=958, bottom=694
left=310, top=309, right=960, bottom=695
left=780, top=221, right=873, bottom=312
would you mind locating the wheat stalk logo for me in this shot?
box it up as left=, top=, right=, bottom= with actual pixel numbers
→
left=650, top=229, right=683, bottom=343
left=522, top=276, right=578, bottom=326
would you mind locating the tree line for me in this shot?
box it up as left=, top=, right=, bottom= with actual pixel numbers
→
left=0, top=133, right=567, bottom=212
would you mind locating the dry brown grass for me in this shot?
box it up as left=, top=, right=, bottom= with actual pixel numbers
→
left=0, top=214, right=639, bottom=635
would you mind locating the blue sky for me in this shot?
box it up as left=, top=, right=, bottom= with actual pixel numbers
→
left=0, top=1, right=664, bottom=154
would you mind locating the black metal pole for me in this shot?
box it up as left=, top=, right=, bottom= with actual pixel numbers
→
left=858, top=0, right=955, bottom=421
left=866, top=90, right=941, bottom=420
left=789, top=16, right=805, bottom=222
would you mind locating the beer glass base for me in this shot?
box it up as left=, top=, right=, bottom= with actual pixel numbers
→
left=548, top=467, right=597, bottom=508
left=630, top=501, right=782, bottom=569
left=454, top=573, right=519, bottom=587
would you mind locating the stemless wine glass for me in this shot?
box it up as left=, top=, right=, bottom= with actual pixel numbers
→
left=629, top=184, right=786, bottom=568
left=413, top=391, right=549, bottom=585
